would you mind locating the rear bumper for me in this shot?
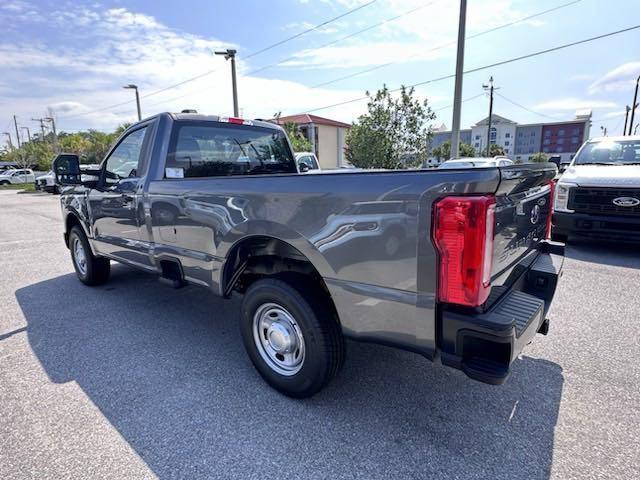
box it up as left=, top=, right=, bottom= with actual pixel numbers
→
left=553, top=211, right=640, bottom=242
left=439, top=242, right=564, bottom=385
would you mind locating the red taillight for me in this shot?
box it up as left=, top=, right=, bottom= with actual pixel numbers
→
left=432, top=196, right=496, bottom=307
left=545, top=181, right=555, bottom=239
left=228, top=117, right=245, bottom=124
left=220, top=117, right=253, bottom=126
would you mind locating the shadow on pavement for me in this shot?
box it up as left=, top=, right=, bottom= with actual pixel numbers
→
left=16, top=266, right=564, bottom=479
left=566, top=240, right=640, bottom=269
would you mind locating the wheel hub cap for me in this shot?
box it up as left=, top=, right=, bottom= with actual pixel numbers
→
left=252, top=303, right=305, bottom=376
left=73, top=238, right=87, bottom=275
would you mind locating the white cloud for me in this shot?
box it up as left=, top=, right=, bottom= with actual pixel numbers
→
left=533, top=98, right=617, bottom=111
left=280, top=0, right=546, bottom=71
left=0, top=3, right=368, bottom=131
left=589, top=61, right=640, bottom=93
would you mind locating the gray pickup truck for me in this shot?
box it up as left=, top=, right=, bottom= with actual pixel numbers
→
left=53, top=112, right=564, bottom=397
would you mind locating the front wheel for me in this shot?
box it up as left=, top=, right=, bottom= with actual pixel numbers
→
left=0, top=180, right=9, bottom=185
left=69, top=226, right=110, bottom=285
left=240, top=278, right=345, bottom=398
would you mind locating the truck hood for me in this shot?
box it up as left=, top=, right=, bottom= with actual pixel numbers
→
left=559, top=165, right=640, bottom=188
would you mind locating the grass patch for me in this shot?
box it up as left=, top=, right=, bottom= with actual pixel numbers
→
left=0, top=183, right=36, bottom=192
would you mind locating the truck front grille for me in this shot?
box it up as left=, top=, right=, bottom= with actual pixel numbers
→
left=570, top=187, right=640, bottom=216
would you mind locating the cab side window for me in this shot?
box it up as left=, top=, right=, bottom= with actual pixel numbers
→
left=104, top=127, right=148, bottom=185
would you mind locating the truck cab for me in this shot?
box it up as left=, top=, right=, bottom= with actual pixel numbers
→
left=553, top=136, right=640, bottom=242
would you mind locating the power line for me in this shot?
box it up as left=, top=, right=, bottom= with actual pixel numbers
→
left=246, top=0, right=441, bottom=76
left=495, top=92, right=558, bottom=119
left=298, top=24, right=640, bottom=114
left=244, top=0, right=378, bottom=60
left=123, top=0, right=443, bottom=114
left=433, top=92, right=485, bottom=112
left=312, top=0, right=584, bottom=88
left=56, top=0, right=379, bottom=121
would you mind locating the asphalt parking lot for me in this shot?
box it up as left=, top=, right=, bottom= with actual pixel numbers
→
left=1, top=190, right=639, bottom=480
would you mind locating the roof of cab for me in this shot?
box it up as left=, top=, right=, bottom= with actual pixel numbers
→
left=167, top=112, right=280, bottom=130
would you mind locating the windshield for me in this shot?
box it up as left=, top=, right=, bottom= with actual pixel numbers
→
left=574, top=139, right=640, bottom=165
left=0, top=170, right=15, bottom=176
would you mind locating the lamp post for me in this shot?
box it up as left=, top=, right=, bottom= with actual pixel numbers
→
left=628, top=75, right=640, bottom=136
left=123, top=84, right=142, bottom=121
left=20, top=126, right=32, bottom=143
left=215, top=49, right=239, bottom=117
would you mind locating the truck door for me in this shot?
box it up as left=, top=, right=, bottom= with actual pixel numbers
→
left=89, top=125, right=151, bottom=267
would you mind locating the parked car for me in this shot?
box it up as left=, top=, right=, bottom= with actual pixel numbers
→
left=53, top=112, right=563, bottom=398
left=438, top=156, right=514, bottom=169
left=295, top=151, right=320, bottom=172
left=0, top=168, right=36, bottom=185
left=35, top=171, right=57, bottom=193
left=553, top=135, right=640, bottom=242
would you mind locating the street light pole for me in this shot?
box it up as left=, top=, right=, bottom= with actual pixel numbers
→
left=623, top=105, right=631, bottom=135
left=123, top=84, right=142, bottom=121
left=2, top=132, right=13, bottom=150
left=450, top=0, right=467, bottom=160
left=215, top=49, right=239, bottom=117
left=44, top=117, right=59, bottom=152
left=13, top=115, right=21, bottom=149
left=21, top=127, right=32, bottom=143
left=483, top=77, right=495, bottom=156
left=629, top=75, right=640, bottom=136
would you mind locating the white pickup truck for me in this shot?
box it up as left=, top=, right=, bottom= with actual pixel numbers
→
left=0, top=169, right=36, bottom=185
left=553, top=135, right=640, bottom=242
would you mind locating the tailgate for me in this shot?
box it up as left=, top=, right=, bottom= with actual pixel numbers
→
left=489, top=164, right=557, bottom=300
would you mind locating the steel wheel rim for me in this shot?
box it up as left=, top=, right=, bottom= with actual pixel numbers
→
left=73, top=237, right=87, bottom=275
left=252, top=302, right=305, bottom=376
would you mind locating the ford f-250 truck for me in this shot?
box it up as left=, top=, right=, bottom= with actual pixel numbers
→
left=53, top=112, right=564, bottom=397
left=553, top=135, right=640, bottom=242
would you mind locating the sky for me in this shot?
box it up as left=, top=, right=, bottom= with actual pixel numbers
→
left=1, top=0, right=639, bottom=146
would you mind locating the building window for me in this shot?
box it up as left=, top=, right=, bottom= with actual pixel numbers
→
left=475, top=142, right=480, bottom=148
left=558, top=129, right=565, bottom=136
left=490, top=127, right=497, bottom=142
left=572, top=137, right=578, bottom=144
left=544, top=130, right=551, bottom=137
left=504, top=140, right=510, bottom=146
left=518, top=131, right=523, bottom=137
left=505, top=148, right=509, bottom=153
left=505, top=132, right=511, bottom=138
left=556, top=146, right=562, bottom=153
left=543, top=147, right=549, bottom=153
left=475, top=135, right=480, bottom=140
left=558, top=138, right=564, bottom=145
left=543, top=139, right=550, bottom=145
left=530, top=138, right=534, bottom=144
left=572, top=128, right=580, bottom=135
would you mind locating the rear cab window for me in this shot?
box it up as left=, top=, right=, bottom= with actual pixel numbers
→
left=165, top=121, right=297, bottom=178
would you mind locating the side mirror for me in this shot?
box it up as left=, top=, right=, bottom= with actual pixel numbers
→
left=298, top=163, right=310, bottom=173
left=559, top=163, right=569, bottom=173
left=53, top=155, right=81, bottom=185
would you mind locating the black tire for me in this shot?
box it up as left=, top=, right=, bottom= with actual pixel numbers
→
left=240, top=278, right=345, bottom=398
left=0, top=180, right=9, bottom=185
left=68, top=226, right=110, bottom=286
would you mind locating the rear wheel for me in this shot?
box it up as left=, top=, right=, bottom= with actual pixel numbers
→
left=240, top=278, right=345, bottom=398
left=69, top=226, right=110, bottom=285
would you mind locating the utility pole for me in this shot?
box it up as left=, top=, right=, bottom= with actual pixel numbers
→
left=44, top=117, right=59, bottom=152
left=2, top=132, right=13, bottom=150
left=483, top=77, right=496, bottom=156
left=600, top=126, right=607, bottom=136
left=629, top=75, right=640, bottom=135
left=450, top=0, right=467, bottom=159
left=13, top=115, right=21, bottom=148
left=32, top=118, right=47, bottom=142
left=20, top=126, right=32, bottom=142
left=123, top=84, right=142, bottom=121
left=624, top=105, right=631, bottom=135
left=215, top=49, right=239, bottom=117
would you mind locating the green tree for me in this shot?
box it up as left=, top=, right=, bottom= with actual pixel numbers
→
left=345, top=85, right=435, bottom=169
left=530, top=152, right=548, bottom=163
left=283, top=121, right=312, bottom=152
left=431, top=140, right=476, bottom=161
left=488, top=144, right=505, bottom=156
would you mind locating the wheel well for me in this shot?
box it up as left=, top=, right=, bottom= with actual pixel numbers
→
left=64, top=213, right=82, bottom=247
left=223, top=236, right=337, bottom=314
